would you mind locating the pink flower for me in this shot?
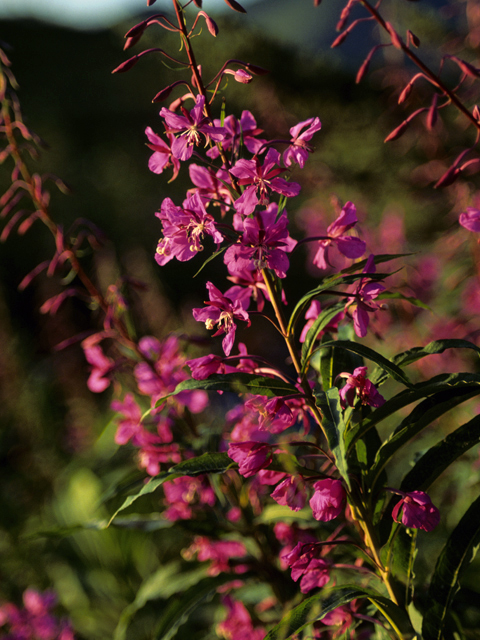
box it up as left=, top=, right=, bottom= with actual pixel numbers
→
left=228, top=441, right=272, bottom=477
left=224, top=204, right=297, bottom=278
left=230, top=148, right=301, bottom=216
left=299, top=300, right=344, bottom=343
left=207, top=110, right=266, bottom=159
left=271, top=476, right=307, bottom=511
left=216, top=596, right=265, bottom=640
left=459, top=207, right=480, bottom=232
left=309, top=479, right=346, bottom=522
left=145, top=126, right=180, bottom=181
left=313, top=202, right=366, bottom=270
left=81, top=334, right=116, bottom=393
left=345, top=254, right=386, bottom=338
left=283, top=116, right=322, bottom=168
left=337, top=366, right=385, bottom=409
left=192, top=282, right=251, bottom=356
left=284, top=543, right=331, bottom=593
left=186, top=536, right=248, bottom=575
left=391, top=489, right=440, bottom=532
left=160, top=95, right=225, bottom=161
left=155, top=192, right=224, bottom=266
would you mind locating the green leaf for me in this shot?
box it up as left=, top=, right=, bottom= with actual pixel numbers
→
left=366, top=385, right=480, bottom=494
left=313, top=340, right=412, bottom=388
left=400, top=413, right=480, bottom=493
left=300, top=303, right=345, bottom=374
left=153, top=573, right=246, bottom=640
left=263, top=585, right=416, bottom=640
left=370, top=339, right=480, bottom=386
left=340, top=253, right=412, bottom=275
left=155, top=374, right=298, bottom=408
left=108, top=453, right=235, bottom=525
left=317, top=387, right=350, bottom=489
left=378, top=291, right=431, bottom=311
left=346, top=373, right=480, bottom=451
left=287, top=272, right=387, bottom=335
left=192, top=245, right=227, bottom=277
left=422, top=495, right=480, bottom=640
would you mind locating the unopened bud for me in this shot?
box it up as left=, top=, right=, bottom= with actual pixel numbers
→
left=407, top=30, right=420, bottom=47
left=112, top=55, right=139, bottom=74
left=473, top=105, right=480, bottom=121
left=426, top=94, right=438, bottom=130
left=198, top=11, right=218, bottom=37
left=152, top=80, right=186, bottom=103
left=223, top=0, right=247, bottom=13
left=385, top=21, right=403, bottom=49
left=245, top=63, right=269, bottom=75
left=384, top=119, right=410, bottom=142
left=434, top=165, right=461, bottom=188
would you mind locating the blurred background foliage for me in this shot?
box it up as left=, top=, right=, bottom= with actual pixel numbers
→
left=1, top=1, right=480, bottom=637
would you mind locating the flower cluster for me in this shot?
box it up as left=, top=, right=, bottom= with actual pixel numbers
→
left=0, top=589, right=75, bottom=640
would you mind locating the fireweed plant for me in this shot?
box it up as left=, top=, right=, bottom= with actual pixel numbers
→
left=2, top=0, right=480, bottom=639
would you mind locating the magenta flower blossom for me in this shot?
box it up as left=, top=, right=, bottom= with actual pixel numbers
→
left=81, top=333, right=117, bottom=393
left=309, top=478, right=346, bottom=522
left=225, top=204, right=297, bottom=278
left=160, top=95, right=225, bottom=161
left=0, top=588, right=75, bottom=640
left=284, top=542, right=331, bottom=593
left=283, top=116, right=322, bottom=168
left=299, top=299, right=344, bottom=343
left=185, top=537, right=248, bottom=576
left=313, top=201, right=366, bottom=270
left=193, top=282, right=251, bottom=356
left=145, top=126, right=180, bottom=181
left=459, top=206, right=480, bottom=232
left=230, top=148, right=301, bottom=216
left=345, top=254, right=386, bottom=338
left=188, top=164, right=233, bottom=216
left=207, top=110, right=266, bottom=159
left=390, top=489, right=440, bottom=532
left=163, top=476, right=215, bottom=521
left=155, top=192, right=224, bottom=266
left=337, top=366, right=385, bottom=409
left=245, top=394, right=296, bottom=433
left=228, top=441, right=273, bottom=477
left=217, top=596, right=265, bottom=640
left=271, top=476, right=307, bottom=511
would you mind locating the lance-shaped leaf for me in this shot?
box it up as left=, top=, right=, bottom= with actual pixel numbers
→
left=300, top=303, right=345, bottom=374
left=346, top=372, right=480, bottom=450
left=155, top=373, right=298, bottom=407
left=316, top=387, right=350, bottom=489
left=313, top=340, right=412, bottom=388
left=108, top=452, right=235, bottom=525
left=422, top=495, right=480, bottom=640
left=263, top=584, right=416, bottom=640
left=366, top=385, right=480, bottom=493
left=400, top=413, right=480, bottom=493
left=287, top=272, right=387, bottom=335
left=370, top=339, right=480, bottom=386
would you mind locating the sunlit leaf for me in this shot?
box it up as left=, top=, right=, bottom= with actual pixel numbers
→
left=316, top=387, right=350, bottom=489
left=300, top=303, right=345, bottom=374
left=313, top=340, right=412, bottom=388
